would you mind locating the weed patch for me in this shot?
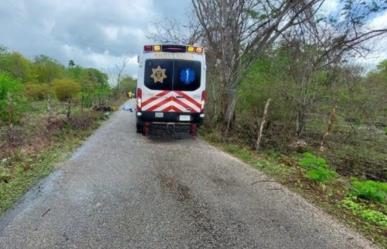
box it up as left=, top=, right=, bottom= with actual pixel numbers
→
left=350, top=180, right=387, bottom=203
left=223, top=144, right=254, bottom=162
left=299, top=152, right=337, bottom=183
left=340, top=197, right=387, bottom=228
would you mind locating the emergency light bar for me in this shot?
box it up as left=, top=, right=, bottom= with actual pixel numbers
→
left=144, top=45, right=204, bottom=54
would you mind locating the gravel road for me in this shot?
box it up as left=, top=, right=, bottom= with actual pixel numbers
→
left=0, top=101, right=377, bottom=249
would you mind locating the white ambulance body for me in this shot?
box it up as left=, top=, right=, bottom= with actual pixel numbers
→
left=136, top=45, right=206, bottom=136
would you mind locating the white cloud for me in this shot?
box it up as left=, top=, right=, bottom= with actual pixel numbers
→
left=316, top=0, right=387, bottom=70
left=358, top=11, right=387, bottom=70
left=0, top=0, right=190, bottom=81
left=100, top=25, right=145, bottom=43
left=320, top=0, right=339, bottom=15
left=61, top=44, right=138, bottom=79
left=367, top=11, right=387, bottom=30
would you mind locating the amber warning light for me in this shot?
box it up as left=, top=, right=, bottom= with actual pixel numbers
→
left=143, top=45, right=204, bottom=54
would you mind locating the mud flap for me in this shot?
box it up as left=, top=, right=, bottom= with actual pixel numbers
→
left=190, top=124, right=197, bottom=136
left=143, top=122, right=150, bottom=136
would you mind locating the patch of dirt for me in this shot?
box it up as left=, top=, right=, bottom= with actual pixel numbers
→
left=209, top=175, right=240, bottom=188
left=159, top=174, right=192, bottom=201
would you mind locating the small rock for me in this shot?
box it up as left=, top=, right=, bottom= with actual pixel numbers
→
left=288, top=139, right=308, bottom=152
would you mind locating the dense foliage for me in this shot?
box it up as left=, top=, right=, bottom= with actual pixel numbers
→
left=0, top=47, right=123, bottom=125
left=350, top=180, right=387, bottom=203
left=0, top=47, right=129, bottom=215
left=0, top=73, right=26, bottom=124
left=213, top=45, right=387, bottom=182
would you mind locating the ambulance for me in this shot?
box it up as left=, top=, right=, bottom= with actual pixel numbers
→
left=135, top=45, right=206, bottom=136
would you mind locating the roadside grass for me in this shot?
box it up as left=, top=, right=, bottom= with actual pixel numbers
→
left=350, top=180, right=387, bottom=203
left=0, top=134, right=83, bottom=213
left=200, top=128, right=387, bottom=248
left=0, top=99, right=123, bottom=215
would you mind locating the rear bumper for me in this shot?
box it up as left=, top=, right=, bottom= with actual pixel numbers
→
left=137, top=111, right=204, bottom=124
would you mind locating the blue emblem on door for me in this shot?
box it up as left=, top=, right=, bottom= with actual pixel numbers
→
left=179, top=68, right=196, bottom=85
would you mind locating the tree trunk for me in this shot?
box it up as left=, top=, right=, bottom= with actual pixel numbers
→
left=66, top=100, right=72, bottom=119
left=296, top=110, right=306, bottom=137
left=7, top=95, right=15, bottom=125
left=256, top=98, right=272, bottom=151
left=224, top=89, right=237, bottom=136
left=47, top=95, right=52, bottom=116
left=319, top=105, right=337, bottom=152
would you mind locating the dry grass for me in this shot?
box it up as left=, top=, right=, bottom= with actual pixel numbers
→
left=0, top=98, right=121, bottom=214
left=200, top=128, right=387, bottom=248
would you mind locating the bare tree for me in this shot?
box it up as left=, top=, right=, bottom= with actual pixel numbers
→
left=192, top=0, right=325, bottom=135
left=148, top=16, right=203, bottom=45
left=115, top=59, right=127, bottom=91
left=192, top=0, right=387, bottom=135
left=276, top=0, right=387, bottom=136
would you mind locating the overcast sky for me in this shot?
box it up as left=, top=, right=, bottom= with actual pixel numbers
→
left=0, top=0, right=386, bottom=79
left=0, top=0, right=191, bottom=78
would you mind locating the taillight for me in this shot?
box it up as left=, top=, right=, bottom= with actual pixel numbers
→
left=136, top=88, right=142, bottom=111
left=201, top=90, right=206, bottom=111
left=144, top=45, right=162, bottom=52
left=143, top=45, right=153, bottom=52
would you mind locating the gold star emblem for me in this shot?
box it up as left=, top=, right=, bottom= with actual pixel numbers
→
left=150, top=66, right=167, bottom=83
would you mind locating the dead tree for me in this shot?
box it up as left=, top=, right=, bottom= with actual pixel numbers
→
left=256, top=98, right=272, bottom=151
left=278, top=0, right=387, bottom=137
left=115, top=59, right=127, bottom=91
left=192, top=0, right=387, bottom=135
left=192, top=0, right=326, bottom=135
left=148, top=17, right=202, bottom=45
left=319, top=105, right=337, bottom=152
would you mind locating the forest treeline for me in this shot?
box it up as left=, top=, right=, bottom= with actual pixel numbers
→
left=0, top=46, right=135, bottom=125
left=233, top=45, right=387, bottom=181
left=153, top=0, right=387, bottom=181
left=0, top=47, right=135, bottom=205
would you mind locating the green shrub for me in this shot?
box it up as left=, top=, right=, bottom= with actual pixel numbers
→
left=360, top=209, right=387, bottom=227
left=52, top=79, right=81, bottom=118
left=299, top=152, right=337, bottom=183
left=0, top=73, right=26, bottom=124
left=340, top=197, right=387, bottom=227
left=350, top=180, right=387, bottom=203
left=299, top=152, right=328, bottom=169
left=25, top=83, right=51, bottom=100
left=52, top=79, right=80, bottom=101
left=306, top=167, right=337, bottom=182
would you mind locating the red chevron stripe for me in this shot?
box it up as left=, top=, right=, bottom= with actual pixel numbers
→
left=142, top=90, right=169, bottom=107
left=146, top=96, right=196, bottom=113
left=175, top=91, right=201, bottom=109
left=173, top=98, right=196, bottom=113
left=146, top=96, right=174, bottom=112
left=162, top=105, right=183, bottom=112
